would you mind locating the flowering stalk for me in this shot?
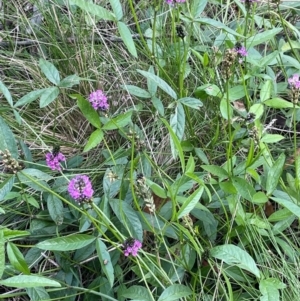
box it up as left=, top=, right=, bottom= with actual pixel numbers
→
left=88, top=90, right=109, bottom=111
left=288, top=74, right=300, bottom=190
left=166, top=0, right=186, bottom=5
left=123, top=238, right=142, bottom=257
left=45, top=149, right=66, bottom=171
left=68, top=175, right=94, bottom=204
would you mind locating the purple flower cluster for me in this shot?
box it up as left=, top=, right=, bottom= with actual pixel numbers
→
left=68, top=175, right=94, bottom=204
left=288, top=74, right=300, bottom=89
left=45, top=151, right=65, bottom=171
left=236, top=46, right=248, bottom=57
left=123, top=238, right=142, bottom=257
left=166, top=0, right=186, bottom=4
left=88, top=90, right=109, bottom=111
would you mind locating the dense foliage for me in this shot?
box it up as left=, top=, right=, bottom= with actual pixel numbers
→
left=0, top=0, right=300, bottom=300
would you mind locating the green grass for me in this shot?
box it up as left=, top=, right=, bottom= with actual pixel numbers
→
left=0, top=0, right=300, bottom=300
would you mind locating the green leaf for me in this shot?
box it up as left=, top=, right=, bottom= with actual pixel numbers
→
left=7, top=242, right=30, bottom=274
left=137, top=70, right=177, bottom=100
left=281, top=54, right=300, bottom=70
left=84, top=129, right=104, bottom=152
left=123, top=85, right=151, bottom=98
left=47, top=194, right=64, bottom=225
left=201, top=165, right=228, bottom=179
left=58, top=74, right=80, bottom=88
left=0, top=175, right=15, bottom=202
left=266, top=153, right=285, bottom=196
left=178, top=97, right=203, bottom=109
left=0, top=275, right=61, bottom=288
left=0, top=116, right=18, bottom=158
left=270, top=197, right=300, bottom=218
left=147, top=66, right=157, bottom=96
left=203, top=52, right=209, bottom=67
left=96, top=239, right=114, bottom=288
left=261, top=134, right=284, bottom=143
left=220, top=98, right=233, bottom=120
left=191, top=0, right=208, bottom=17
left=232, top=177, right=256, bottom=202
left=228, top=85, right=246, bottom=101
left=259, top=278, right=286, bottom=301
left=14, top=89, right=46, bottom=107
left=195, top=148, right=209, bottom=164
left=151, top=96, right=164, bottom=116
left=170, top=103, right=185, bottom=141
left=39, top=87, right=60, bottom=108
left=98, top=276, right=114, bottom=300
left=3, top=229, right=30, bottom=240
left=117, top=21, right=137, bottom=57
left=177, top=186, right=204, bottom=219
left=281, top=40, right=300, bottom=52
left=195, top=84, right=221, bottom=98
left=69, top=0, right=115, bottom=20
left=122, top=285, right=152, bottom=301
left=195, top=18, right=243, bottom=37
left=227, top=194, right=245, bottom=226
left=73, top=94, right=101, bottom=128
left=39, top=58, right=60, bottom=85
left=158, top=284, right=192, bottom=301
left=13, top=109, right=22, bottom=125
left=186, top=153, right=195, bottom=173
left=268, top=208, right=293, bottom=222
left=18, top=169, right=51, bottom=192
left=259, top=50, right=280, bottom=67
left=252, top=191, right=268, bottom=204
left=146, top=179, right=167, bottom=198
left=27, top=195, right=40, bottom=209
left=275, top=236, right=296, bottom=260
left=21, top=168, right=53, bottom=182
left=247, top=28, right=283, bottom=47
left=26, top=287, right=50, bottom=301
left=109, top=0, right=123, bottom=20
left=139, top=211, right=178, bottom=239
left=110, top=199, right=143, bottom=241
left=260, top=80, right=272, bottom=102
left=102, top=111, right=133, bottom=130
left=249, top=103, right=264, bottom=120
left=0, top=81, right=13, bottom=106
left=36, top=234, right=96, bottom=251
left=264, top=98, right=298, bottom=109
left=210, top=244, right=260, bottom=278
left=219, top=180, right=236, bottom=193
left=161, top=118, right=185, bottom=171
left=0, top=232, right=4, bottom=279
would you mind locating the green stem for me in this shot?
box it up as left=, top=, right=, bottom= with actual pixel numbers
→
left=293, top=102, right=299, bottom=191
left=225, top=80, right=233, bottom=175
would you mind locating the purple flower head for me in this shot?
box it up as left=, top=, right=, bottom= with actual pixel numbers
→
left=123, top=238, right=142, bottom=257
left=166, top=0, right=186, bottom=5
left=236, top=46, right=248, bottom=57
left=45, top=151, right=65, bottom=171
left=288, top=74, right=300, bottom=90
left=68, top=175, right=94, bottom=204
left=88, top=90, right=109, bottom=111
